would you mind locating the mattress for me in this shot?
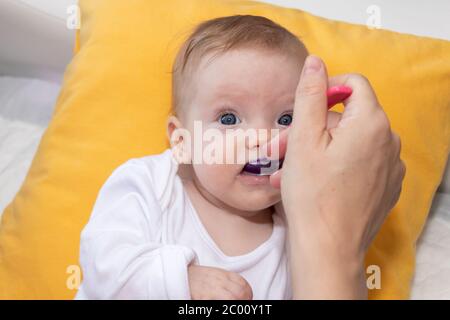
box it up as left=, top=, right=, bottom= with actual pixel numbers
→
left=411, top=193, right=450, bottom=299
left=0, top=76, right=60, bottom=212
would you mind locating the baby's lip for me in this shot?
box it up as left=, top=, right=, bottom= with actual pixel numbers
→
left=241, top=158, right=284, bottom=175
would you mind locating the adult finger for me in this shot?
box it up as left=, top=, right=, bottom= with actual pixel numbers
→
left=269, top=169, right=282, bottom=189
left=266, top=110, right=341, bottom=159
left=326, top=111, right=342, bottom=130
left=289, top=55, right=329, bottom=145
left=268, top=110, right=341, bottom=189
left=266, top=128, right=289, bottom=160
left=328, top=73, right=381, bottom=121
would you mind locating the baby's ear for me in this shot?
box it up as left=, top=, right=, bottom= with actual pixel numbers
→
left=167, top=116, right=191, bottom=164
left=167, top=115, right=182, bottom=145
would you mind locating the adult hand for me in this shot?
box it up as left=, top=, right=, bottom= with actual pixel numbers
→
left=268, top=56, right=406, bottom=299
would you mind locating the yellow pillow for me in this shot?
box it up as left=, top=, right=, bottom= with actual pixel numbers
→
left=1, top=0, right=449, bottom=299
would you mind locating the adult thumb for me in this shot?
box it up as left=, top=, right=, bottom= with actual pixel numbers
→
left=290, top=55, right=329, bottom=144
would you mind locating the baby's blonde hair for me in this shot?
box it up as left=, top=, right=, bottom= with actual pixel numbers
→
left=171, top=15, right=308, bottom=116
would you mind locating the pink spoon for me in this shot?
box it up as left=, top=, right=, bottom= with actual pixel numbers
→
left=327, top=86, right=353, bottom=109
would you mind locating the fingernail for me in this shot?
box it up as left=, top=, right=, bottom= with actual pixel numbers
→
left=303, top=55, right=322, bottom=74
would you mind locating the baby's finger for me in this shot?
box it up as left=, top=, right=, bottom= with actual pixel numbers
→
left=209, top=287, right=238, bottom=300
left=223, top=282, right=253, bottom=300
left=223, top=274, right=253, bottom=300
left=227, top=272, right=252, bottom=289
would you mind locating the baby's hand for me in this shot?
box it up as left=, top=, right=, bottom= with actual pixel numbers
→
left=188, top=265, right=253, bottom=300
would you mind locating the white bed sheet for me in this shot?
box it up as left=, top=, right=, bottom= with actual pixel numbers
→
left=0, top=77, right=449, bottom=299
left=0, top=76, right=60, bottom=212
left=411, top=193, right=450, bottom=299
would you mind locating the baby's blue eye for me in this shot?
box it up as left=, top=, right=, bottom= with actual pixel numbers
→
left=219, top=113, right=240, bottom=125
left=278, top=114, right=293, bottom=126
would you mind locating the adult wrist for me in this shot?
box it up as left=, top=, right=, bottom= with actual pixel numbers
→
left=286, top=219, right=368, bottom=299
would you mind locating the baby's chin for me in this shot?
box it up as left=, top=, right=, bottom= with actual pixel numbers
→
left=227, top=190, right=281, bottom=212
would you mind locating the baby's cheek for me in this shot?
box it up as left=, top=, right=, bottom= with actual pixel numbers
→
left=194, top=164, right=234, bottom=191
left=199, top=128, right=255, bottom=165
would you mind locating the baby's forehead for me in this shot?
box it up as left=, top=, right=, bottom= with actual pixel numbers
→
left=172, top=48, right=305, bottom=118
left=196, top=47, right=303, bottom=72
left=192, top=51, right=302, bottom=94
left=195, top=81, right=297, bottom=112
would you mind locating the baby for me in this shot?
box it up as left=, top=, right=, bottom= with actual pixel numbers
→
left=75, top=15, right=308, bottom=300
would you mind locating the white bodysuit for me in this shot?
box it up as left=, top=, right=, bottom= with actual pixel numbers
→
left=75, top=149, right=292, bottom=299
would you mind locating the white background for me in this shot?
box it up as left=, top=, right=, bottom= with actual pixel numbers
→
left=16, top=0, right=450, bottom=40
left=1, top=0, right=449, bottom=80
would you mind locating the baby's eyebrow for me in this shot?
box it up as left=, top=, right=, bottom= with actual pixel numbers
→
left=284, top=96, right=295, bottom=106
left=210, top=85, right=296, bottom=106
left=212, top=86, right=250, bottom=98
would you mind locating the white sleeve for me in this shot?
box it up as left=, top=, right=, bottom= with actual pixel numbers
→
left=76, top=161, right=197, bottom=300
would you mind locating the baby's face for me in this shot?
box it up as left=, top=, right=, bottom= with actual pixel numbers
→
left=177, top=48, right=306, bottom=212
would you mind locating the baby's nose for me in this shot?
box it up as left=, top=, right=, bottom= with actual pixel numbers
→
left=245, top=128, right=272, bottom=150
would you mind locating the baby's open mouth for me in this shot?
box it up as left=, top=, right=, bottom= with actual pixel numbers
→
left=241, top=158, right=284, bottom=176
